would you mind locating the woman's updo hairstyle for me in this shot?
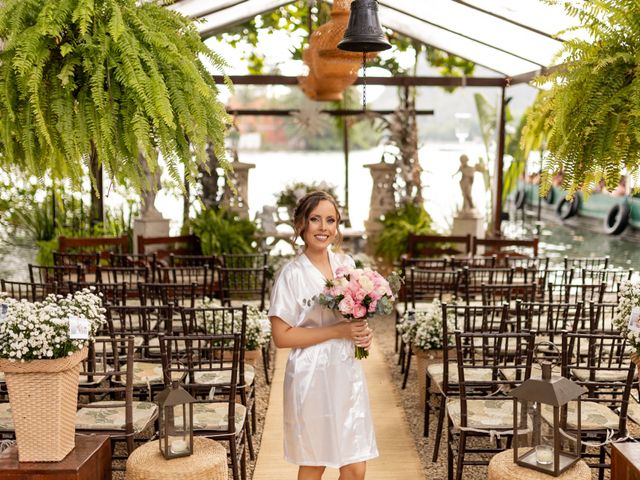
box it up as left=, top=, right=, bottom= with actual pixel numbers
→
left=293, top=190, right=342, bottom=249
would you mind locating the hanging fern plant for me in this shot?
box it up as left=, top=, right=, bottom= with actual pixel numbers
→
left=523, top=0, right=640, bottom=198
left=0, top=0, right=231, bottom=191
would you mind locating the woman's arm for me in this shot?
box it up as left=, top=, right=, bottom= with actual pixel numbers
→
left=269, top=316, right=370, bottom=349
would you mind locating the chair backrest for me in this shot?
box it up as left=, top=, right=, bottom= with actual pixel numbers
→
left=181, top=305, right=249, bottom=386
left=564, top=256, right=609, bottom=272
left=453, top=330, right=535, bottom=402
left=547, top=282, right=606, bottom=304
left=137, top=234, right=201, bottom=258
left=0, top=279, right=58, bottom=302
left=28, top=264, right=84, bottom=288
left=108, top=253, right=157, bottom=280
left=222, top=252, right=268, bottom=269
left=582, top=268, right=633, bottom=300
left=505, top=256, right=550, bottom=272
left=472, top=237, right=539, bottom=259
left=449, top=256, right=497, bottom=269
left=218, top=266, right=268, bottom=311
left=53, top=252, right=100, bottom=272
left=562, top=331, right=635, bottom=433
left=96, top=266, right=149, bottom=288
left=588, top=301, right=618, bottom=334
left=138, top=282, right=197, bottom=308
left=481, top=283, right=537, bottom=306
left=69, top=282, right=127, bottom=307
left=459, top=267, right=515, bottom=304
left=406, top=233, right=472, bottom=258
left=408, top=268, right=460, bottom=308
left=516, top=301, right=583, bottom=344
left=105, top=305, right=175, bottom=358
left=169, top=254, right=220, bottom=269
left=159, top=333, right=241, bottom=434
left=58, top=235, right=129, bottom=255
left=156, top=266, right=210, bottom=297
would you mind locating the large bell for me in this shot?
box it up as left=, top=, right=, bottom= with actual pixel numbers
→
left=337, top=0, right=391, bottom=53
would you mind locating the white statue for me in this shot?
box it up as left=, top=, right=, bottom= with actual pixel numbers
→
left=454, top=154, right=485, bottom=212
left=256, top=205, right=278, bottom=235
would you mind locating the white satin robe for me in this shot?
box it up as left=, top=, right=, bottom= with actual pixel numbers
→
left=267, top=250, right=378, bottom=468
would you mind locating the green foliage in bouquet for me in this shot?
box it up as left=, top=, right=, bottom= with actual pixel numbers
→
left=523, top=0, right=640, bottom=198
left=191, top=207, right=257, bottom=256
left=0, top=0, right=231, bottom=192
left=374, top=202, right=435, bottom=264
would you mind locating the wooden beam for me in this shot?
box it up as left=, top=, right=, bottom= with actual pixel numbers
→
left=226, top=108, right=434, bottom=116
left=213, top=75, right=507, bottom=87
left=493, top=86, right=507, bottom=237
left=507, top=64, right=565, bottom=85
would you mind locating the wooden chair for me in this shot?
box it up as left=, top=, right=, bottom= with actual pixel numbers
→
left=58, top=235, right=129, bottom=259
left=516, top=301, right=583, bottom=346
left=217, top=266, right=268, bottom=312
left=96, top=266, right=149, bottom=299
left=108, top=253, right=158, bottom=281
left=480, top=283, right=537, bottom=307
left=68, top=281, right=127, bottom=307
left=53, top=252, right=100, bottom=273
left=447, top=330, right=535, bottom=480
left=547, top=281, right=606, bottom=304
left=75, top=336, right=158, bottom=457
left=564, top=255, right=609, bottom=272
left=222, top=252, right=268, bottom=269
left=137, top=234, right=201, bottom=261
left=0, top=279, right=57, bottom=302
left=407, top=233, right=472, bottom=258
left=449, top=255, right=497, bottom=269
left=181, top=305, right=256, bottom=460
left=28, top=264, right=84, bottom=292
left=138, top=282, right=197, bottom=308
left=159, top=333, right=248, bottom=480
left=561, top=331, right=636, bottom=479
left=426, top=304, right=510, bottom=461
left=156, top=266, right=210, bottom=299
left=458, top=267, right=515, bottom=304
left=582, top=268, right=633, bottom=301
left=168, top=254, right=220, bottom=269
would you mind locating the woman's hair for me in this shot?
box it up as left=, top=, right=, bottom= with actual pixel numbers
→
left=293, top=190, right=342, bottom=249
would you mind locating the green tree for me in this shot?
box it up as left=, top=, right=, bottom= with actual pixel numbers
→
left=0, top=0, right=231, bottom=192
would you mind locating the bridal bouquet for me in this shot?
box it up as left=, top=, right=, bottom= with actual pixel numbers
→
left=316, top=266, right=400, bottom=359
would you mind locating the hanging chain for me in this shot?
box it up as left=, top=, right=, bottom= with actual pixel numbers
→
left=362, top=51, right=367, bottom=111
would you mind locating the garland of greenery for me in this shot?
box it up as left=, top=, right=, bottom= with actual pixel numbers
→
left=523, top=0, right=640, bottom=198
left=0, top=0, right=231, bottom=191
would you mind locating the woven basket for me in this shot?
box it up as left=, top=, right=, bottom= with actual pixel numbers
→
left=0, top=347, right=87, bottom=462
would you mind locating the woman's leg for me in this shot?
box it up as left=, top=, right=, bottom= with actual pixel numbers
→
left=298, top=466, right=325, bottom=480
left=338, top=461, right=366, bottom=480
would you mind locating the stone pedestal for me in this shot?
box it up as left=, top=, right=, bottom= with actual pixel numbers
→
left=220, top=160, right=255, bottom=219
left=133, top=215, right=170, bottom=254
left=364, top=160, right=396, bottom=254
left=452, top=209, right=485, bottom=241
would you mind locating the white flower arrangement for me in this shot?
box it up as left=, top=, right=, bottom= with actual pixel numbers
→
left=0, top=288, right=106, bottom=362
left=612, top=280, right=640, bottom=352
left=397, top=299, right=446, bottom=351
left=197, top=297, right=271, bottom=351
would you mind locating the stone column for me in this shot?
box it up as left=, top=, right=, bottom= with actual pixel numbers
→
left=133, top=154, right=170, bottom=254
left=220, top=160, right=255, bottom=219
left=364, top=160, right=396, bottom=252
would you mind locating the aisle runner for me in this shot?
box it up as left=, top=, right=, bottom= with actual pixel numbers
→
left=253, top=342, right=424, bottom=479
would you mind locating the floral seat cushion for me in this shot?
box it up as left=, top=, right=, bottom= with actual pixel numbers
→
left=625, top=400, right=640, bottom=426
left=571, top=367, right=630, bottom=383
left=447, top=398, right=514, bottom=432
left=180, top=402, right=246, bottom=432
left=75, top=400, right=157, bottom=433
left=193, top=364, right=255, bottom=386
left=426, top=362, right=493, bottom=392
left=541, top=401, right=620, bottom=430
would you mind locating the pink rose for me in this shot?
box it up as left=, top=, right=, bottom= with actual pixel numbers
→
left=352, top=302, right=367, bottom=319
left=368, top=299, right=377, bottom=313
left=354, top=290, right=366, bottom=303
left=338, top=295, right=354, bottom=315
left=335, top=266, right=349, bottom=277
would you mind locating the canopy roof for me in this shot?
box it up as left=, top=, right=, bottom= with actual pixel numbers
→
left=168, top=0, right=581, bottom=79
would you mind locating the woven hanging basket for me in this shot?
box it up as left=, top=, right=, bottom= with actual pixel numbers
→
left=0, top=347, right=87, bottom=462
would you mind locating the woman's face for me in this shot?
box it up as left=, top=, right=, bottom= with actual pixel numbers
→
left=302, top=200, right=338, bottom=251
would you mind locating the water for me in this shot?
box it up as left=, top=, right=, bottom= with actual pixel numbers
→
left=1, top=144, right=639, bottom=279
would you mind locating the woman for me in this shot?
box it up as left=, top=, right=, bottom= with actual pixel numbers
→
left=268, top=191, right=378, bottom=480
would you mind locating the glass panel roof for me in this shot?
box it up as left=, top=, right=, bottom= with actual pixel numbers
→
left=169, top=0, right=579, bottom=78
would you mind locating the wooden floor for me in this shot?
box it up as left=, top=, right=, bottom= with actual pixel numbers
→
left=253, top=341, right=425, bottom=479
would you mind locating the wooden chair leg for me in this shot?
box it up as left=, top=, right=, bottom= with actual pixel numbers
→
left=432, top=395, right=446, bottom=462
left=447, top=417, right=454, bottom=480
left=423, top=376, right=432, bottom=437
left=455, top=431, right=467, bottom=480
left=230, top=439, right=240, bottom=480
left=402, top=350, right=413, bottom=389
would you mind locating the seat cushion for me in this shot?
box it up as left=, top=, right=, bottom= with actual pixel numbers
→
left=190, top=402, right=246, bottom=433
left=0, top=402, right=13, bottom=431
left=541, top=401, right=620, bottom=430
left=447, top=398, right=515, bottom=432
left=625, top=400, right=640, bottom=426
left=427, top=362, right=493, bottom=392
left=75, top=401, right=157, bottom=433
left=571, top=367, right=629, bottom=383
left=193, top=364, right=255, bottom=386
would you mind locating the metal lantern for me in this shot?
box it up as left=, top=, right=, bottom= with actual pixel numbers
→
left=510, top=346, right=587, bottom=476
left=156, top=381, right=195, bottom=459
left=337, top=0, right=391, bottom=53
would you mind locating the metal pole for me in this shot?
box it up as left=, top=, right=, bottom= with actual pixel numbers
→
left=342, top=117, right=351, bottom=228
left=493, top=86, right=507, bottom=237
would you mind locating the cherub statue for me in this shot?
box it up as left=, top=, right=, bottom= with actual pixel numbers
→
left=454, top=154, right=485, bottom=212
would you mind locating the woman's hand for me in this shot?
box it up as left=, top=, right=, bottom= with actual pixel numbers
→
left=337, top=321, right=373, bottom=349
left=355, top=325, right=373, bottom=350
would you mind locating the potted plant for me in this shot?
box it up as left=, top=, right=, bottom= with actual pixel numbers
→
left=613, top=280, right=640, bottom=370
left=0, top=289, right=105, bottom=461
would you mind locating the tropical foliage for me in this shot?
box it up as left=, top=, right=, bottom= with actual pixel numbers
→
left=0, top=0, right=231, bottom=192
left=374, top=202, right=435, bottom=264
left=190, top=208, right=258, bottom=256
left=523, top=0, right=640, bottom=198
